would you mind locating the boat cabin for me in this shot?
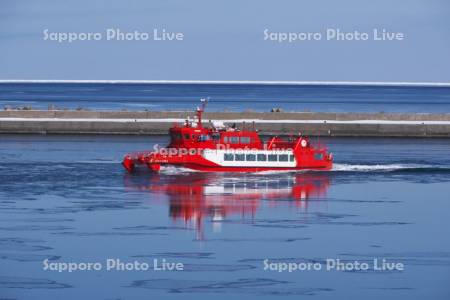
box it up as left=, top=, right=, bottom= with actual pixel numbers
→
left=166, top=99, right=306, bottom=151
left=168, top=125, right=263, bottom=149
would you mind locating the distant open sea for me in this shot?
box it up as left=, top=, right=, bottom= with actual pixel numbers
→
left=1, top=82, right=450, bottom=112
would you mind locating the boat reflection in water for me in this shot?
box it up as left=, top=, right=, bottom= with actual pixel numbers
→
left=124, top=171, right=331, bottom=239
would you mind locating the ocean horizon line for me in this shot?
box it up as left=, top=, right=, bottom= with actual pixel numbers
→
left=0, top=79, right=450, bottom=87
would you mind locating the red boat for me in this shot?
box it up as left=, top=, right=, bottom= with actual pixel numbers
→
left=122, top=99, right=333, bottom=172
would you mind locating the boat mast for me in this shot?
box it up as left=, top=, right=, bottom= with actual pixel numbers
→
left=196, top=98, right=208, bottom=128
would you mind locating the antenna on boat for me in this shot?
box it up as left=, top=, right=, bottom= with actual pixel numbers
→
left=196, top=98, right=209, bottom=128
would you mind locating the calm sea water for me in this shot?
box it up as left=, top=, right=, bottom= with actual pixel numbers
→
left=1, top=135, right=450, bottom=299
left=1, top=83, right=450, bottom=112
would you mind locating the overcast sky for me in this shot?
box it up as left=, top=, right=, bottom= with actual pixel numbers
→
left=1, top=0, right=449, bottom=81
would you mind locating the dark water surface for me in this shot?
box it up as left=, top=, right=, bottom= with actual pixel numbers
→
left=1, top=135, right=450, bottom=299
left=1, top=83, right=450, bottom=112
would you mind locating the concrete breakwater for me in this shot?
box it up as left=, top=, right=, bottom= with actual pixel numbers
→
left=1, top=110, right=450, bottom=137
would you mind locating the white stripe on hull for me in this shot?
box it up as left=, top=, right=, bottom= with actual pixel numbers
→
left=202, top=149, right=296, bottom=168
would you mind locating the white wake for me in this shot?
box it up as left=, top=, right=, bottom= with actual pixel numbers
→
left=332, top=163, right=431, bottom=172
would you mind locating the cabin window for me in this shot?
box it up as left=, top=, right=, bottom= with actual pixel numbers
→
left=230, top=137, right=240, bottom=144
left=279, top=154, right=288, bottom=162
left=184, top=134, right=190, bottom=140
left=171, top=133, right=182, bottom=140
left=241, top=137, right=251, bottom=144
left=212, top=133, right=220, bottom=141
left=268, top=154, right=278, bottom=162
left=257, top=154, right=267, bottom=161
left=246, top=154, right=256, bottom=161
left=314, top=153, right=324, bottom=160
left=235, top=154, right=245, bottom=161
left=289, top=154, right=295, bottom=162
left=198, top=135, right=211, bottom=142
left=224, top=153, right=234, bottom=161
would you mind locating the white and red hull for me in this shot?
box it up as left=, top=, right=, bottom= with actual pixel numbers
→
left=123, top=148, right=332, bottom=173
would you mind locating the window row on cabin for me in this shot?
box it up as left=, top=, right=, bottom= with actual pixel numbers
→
left=171, top=133, right=220, bottom=141
left=172, top=133, right=251, bottom=142
left=223, top=136, right=252, bottom=144
left=224, top=153, right=295, bottom=162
